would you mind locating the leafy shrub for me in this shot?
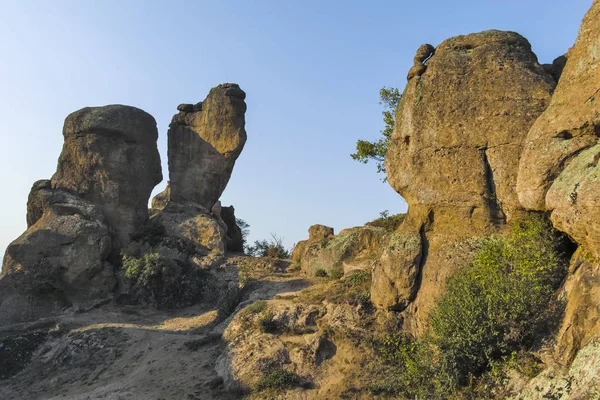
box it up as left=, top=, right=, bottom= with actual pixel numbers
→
left=246, top=234, right=291, bottom=259
left=217, top=285, right=243, bottom=319
left=428, top=213, right=568, bottom=385
left=254, top=367, right=304, bottom=391
left=258, top=310, right=278, bottom=333
left=329, top=270, right=344, bottom=280
left=123, top=252, right=207, bottom=309
left=365, top=210, right=406, bottom=231
left=344, top=270, right=371, bottom=287
left=245, top=300, right=267, bottom=315
left=314, top=268, right=328, bottom=278
left=363, top=213, right=569, bottom=398
left=368, top=334, right=450, bottom=398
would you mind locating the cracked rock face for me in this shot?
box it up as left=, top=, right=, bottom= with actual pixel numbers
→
left=517, top=0, right=600, bottom=257
left=377, top=30, right=556, bottom=331
left=51, top=105, right=162, bottom=249
left=163, top=83, right=247, bottom=210
left=1, top=185, right=115, bottom=325
left=387, top=30, right=556, bottom=227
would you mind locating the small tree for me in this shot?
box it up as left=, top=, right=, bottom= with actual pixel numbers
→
left=246, top=234, right=290, bottom=259
left=236, top=218, right=250, bottom=249
left=351, top=87, right=401, bottom=178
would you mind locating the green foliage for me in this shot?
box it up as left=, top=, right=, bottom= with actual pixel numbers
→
left=314, top=268, right=328, bottom=278
left=236, top=218, right=250, bottom=249
left=364, top=213, right=569, bottom=398
left=367, top=334, right=451, bottom=399
left=258, top=310, right=278, bottom=333
left=365, top=210, right=406, bottom=231
left=344, top=270, right=371, bottom=288
left=217, top=285, right=243, bottom=319
left=428, top=213, right=568, bottom=385
left=245, top=300, right=268, bottom=315
left=350, top=87, right=401, bottom=178
left=123, top=252, right=207, bottom=309
left=246, top=234, right=291, bottom=259
left=254, top=367, right=304, bottom=391
left=329, top=270, right=344, bottom=280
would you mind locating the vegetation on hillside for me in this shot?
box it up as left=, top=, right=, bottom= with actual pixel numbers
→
left=365, top=213, right=569, bottom=398
left=365, top=210, right=405, bottom=231
left=246, top=233, right=291, bottom=259
left=122, top=252, right=208, bottom=309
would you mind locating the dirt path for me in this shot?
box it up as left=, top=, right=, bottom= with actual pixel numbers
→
left=0, top=261, right=311, bottom=400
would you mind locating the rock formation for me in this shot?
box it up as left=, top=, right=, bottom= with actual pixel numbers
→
left=292, top=224, right=386, bottom=276
left=517, top=0, right=600, bottom=258
left=516, top=0, right=600, bottom=365
left=1, top=105, right=162, bottom=324
left=220, top=205, right=244, bottom=253
left=162, top=83, right=247, bottom=210
left=149, top=84, right=248, bottom=255
left=51, top=105, right=162, bottom=250
left=375, top=30, right=557, bottom=331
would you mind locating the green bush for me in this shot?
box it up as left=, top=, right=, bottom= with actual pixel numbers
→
left=368, top=334, right=450, bottom=398
left=364, top=213, right=569, bottom=398
left=246, top=234, right=291, bottom=259
left=314, top=268, right=328, bottom=278
left=365, top=210, right=406, bottom=231
left=254, top=367, right=304, bottom=391
left=428, top=213, right=568, bottom=384
left=329, top=270, right=344, bottom=280
left=217, top=285, right=243, bottom=319
left=123, top=252, right=207, bottom=309
left=344, top=270, right=371, bottom=287
left=245, top=300, right=268, bottom=314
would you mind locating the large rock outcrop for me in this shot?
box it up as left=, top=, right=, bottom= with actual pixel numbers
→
left=150, top=84, right=248, bottom=256
left=1, top=105, right=162, bottom=324
left=517, top=0, right=600, bottom=258
left=51, top=105, right=162, bottom=250
left=379, top=30, right=557, bottom=332
left=516, top=0, right=600, bottom=366
left=292, top=224, right=386, bottom=276
left=164, top=83, right=247, bottom=210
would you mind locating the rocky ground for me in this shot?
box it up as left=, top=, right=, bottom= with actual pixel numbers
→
left=0, top=256, right=311, bottom=400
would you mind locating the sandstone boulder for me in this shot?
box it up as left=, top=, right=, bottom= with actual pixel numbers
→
left=292, top=224, right=335, bottom=264
left=370, top=231, right=422, bottom=311
left=379, top=30, right=556, bottom=331
left=162, top=83, right=247, bottom=210
left=388, top=30, right=555, bottom=226
left=517, top=1, right=600, bottom=257
left=0, top=187, right=115, bottom=324
left=51, top=105, right=162, bottom=249
left=554, top=249, right=600, bottom=365
left=293, top=225, right=386, bottom=276
left=149, top=201, right=227, bottom=255
left=220, top=206, right=244, bottom=253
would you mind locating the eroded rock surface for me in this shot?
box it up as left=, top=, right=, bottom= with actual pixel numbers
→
left=1, top=187, right=115, bottom=324
left=221, top=206, right=244, bottom=253
left=373, top=30, right=556, bottom=329
left=388, top=30, right=555, bottom=226
left=164, top=83, right=247, bottom=210
left=51, top=105, right=162, bottom=249
left=293, top=225, right=386, bottom=276
left=1, top=104, right=162, bottom=324
left=517, top=1, right=600, bottom=259
left=150, top=84, right=248, bottom=258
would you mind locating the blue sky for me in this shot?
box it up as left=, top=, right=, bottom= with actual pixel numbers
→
left=0, top=0, right=592, bottom=259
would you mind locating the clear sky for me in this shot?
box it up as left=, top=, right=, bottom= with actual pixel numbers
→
left=0, top=0, right=593, bottom=261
